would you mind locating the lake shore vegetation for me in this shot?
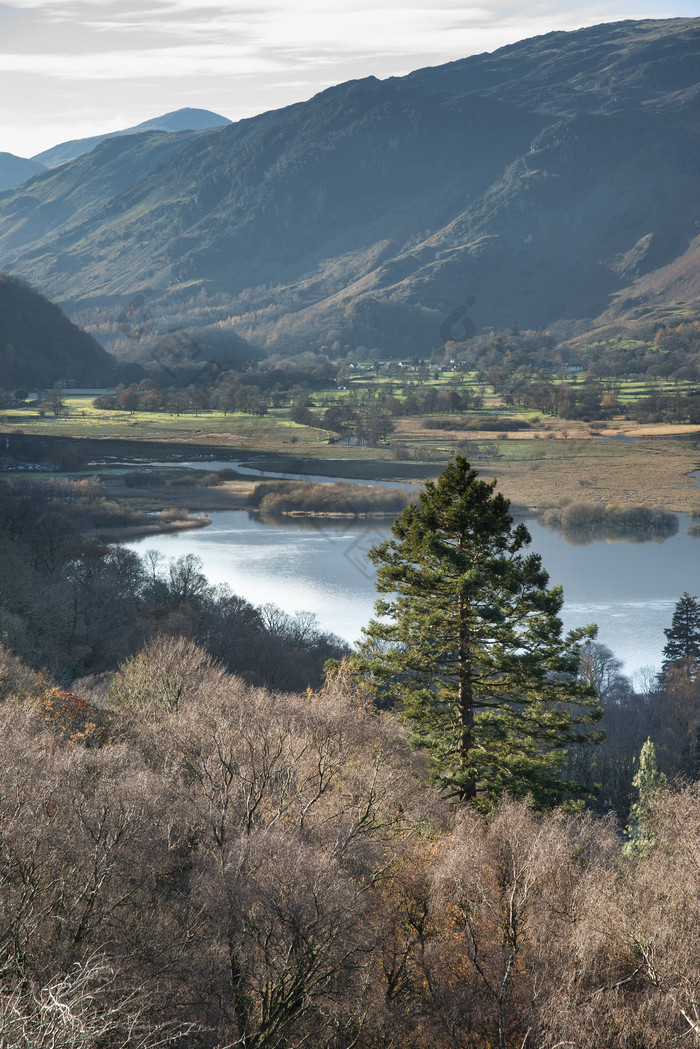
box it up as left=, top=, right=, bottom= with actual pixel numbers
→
left=0, top=478, right=348, bottom=689
left=537, top=501, right=679, bottom=544
left=247, top=479, right=414, bottom=518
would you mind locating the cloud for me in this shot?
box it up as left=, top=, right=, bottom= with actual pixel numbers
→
left=0, top=0, right=684, bottom=63
left=0, top=43, right=284, bottom=79
left=0, top=0, right=606, bottom=81
left=0, top=0, right=694, bottom=156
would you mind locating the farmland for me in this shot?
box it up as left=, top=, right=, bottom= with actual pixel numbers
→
left=3, top=369, right=700, bottom=514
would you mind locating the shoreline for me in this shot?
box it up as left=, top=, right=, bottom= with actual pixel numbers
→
left=254, top=509, right=401, bottom=520
left=4, top=432, right=700, bottom=522
left=85, top=514, right=212, bottom=542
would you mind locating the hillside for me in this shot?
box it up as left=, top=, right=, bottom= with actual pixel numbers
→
left=0, top=153, right=45, bottom=193
left=0, top=130, right=218, bottom=263
left=0, top=273, right=114, bottom=388
left=0, top=18, right=697, bottom=360
left=32, top=107, right=232, bottom=168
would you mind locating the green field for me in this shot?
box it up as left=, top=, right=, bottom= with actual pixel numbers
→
left=3, top=375, right=700, bottom=515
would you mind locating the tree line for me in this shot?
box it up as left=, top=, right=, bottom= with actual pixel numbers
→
left=0, top=478, right=348, bottom=690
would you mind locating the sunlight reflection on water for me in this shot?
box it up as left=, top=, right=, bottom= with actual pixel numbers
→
left=124, top=511, right=699, bottom=680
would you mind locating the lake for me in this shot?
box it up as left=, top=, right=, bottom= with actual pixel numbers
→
left=123, top=509, right=700, bottom=682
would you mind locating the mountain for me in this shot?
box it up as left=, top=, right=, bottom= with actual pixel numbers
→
left=0, top=130, right=219, bottom=263
left=0, top=273, right=114, bottom=388
left=32, top=108, right=232, bottom=168
left=0, top=19, right=697, bottom=361
left=0, top=153, right=46, bottom=193
left=405, top=18, right=700, bottom=114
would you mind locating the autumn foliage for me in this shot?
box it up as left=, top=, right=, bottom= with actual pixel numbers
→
left=35, top=685, right=109, bottom=745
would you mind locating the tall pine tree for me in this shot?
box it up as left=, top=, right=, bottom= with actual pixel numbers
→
left=358, top=456, right=602, bottom=810
left=661, top=592, right=700, bottom=675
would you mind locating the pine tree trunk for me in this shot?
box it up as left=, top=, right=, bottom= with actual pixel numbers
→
left=458, top=594, right=476, bottom=800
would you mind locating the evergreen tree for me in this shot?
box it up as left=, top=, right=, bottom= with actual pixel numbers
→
left=358, top=456, right=602, bottom=810
left=623, top=737, right=667, bottom=857
left=661, top=591, right=700, bottom=675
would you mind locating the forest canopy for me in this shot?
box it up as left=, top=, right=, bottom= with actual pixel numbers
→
left=1, top=639, right=700, bottom=1048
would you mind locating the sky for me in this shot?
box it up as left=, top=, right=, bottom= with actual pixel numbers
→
left=1, top=0, right=697, bottom=159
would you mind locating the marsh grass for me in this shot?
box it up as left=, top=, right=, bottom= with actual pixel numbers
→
left=538, top=502, right=679, bottom=544
left=247, top=480, right=414, bottom=519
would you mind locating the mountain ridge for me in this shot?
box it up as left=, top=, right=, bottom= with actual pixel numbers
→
left=0, top=108, right=231, bottom=195
left=32, top=107, right=232, bottom=168
left=406, top=18, right=700, bottom=114
left=1, top=19, right=698, bottom=360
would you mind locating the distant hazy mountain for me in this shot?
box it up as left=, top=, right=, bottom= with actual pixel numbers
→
left=0, top=153, right=45, bottom=192
left=0, top=273, right=114, bottom=388
left=0, top=19, right=697, bottom=360
left=32, top=108, right=231, bottom=168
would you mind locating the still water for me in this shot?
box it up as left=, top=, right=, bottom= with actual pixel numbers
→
left=123, top=511, right=700, bottom=681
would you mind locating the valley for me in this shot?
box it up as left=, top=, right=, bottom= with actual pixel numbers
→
left=3, top=20, right=700, bottom=1045
left=4, top=371, right=700, bottom=516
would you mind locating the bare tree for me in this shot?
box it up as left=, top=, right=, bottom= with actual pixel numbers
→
left=426, top=800, right=619, bottom=1049
left=0, top=958, right=190, bottom=1049
left=579, top=640, right=632, bottom=704
left=109, top=634, right=226, bottom=722
left=42, top=383, right=65, bottom=418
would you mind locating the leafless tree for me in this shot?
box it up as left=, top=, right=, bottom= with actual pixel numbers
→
left=426, top=800, right=619, bottom=1049
left=109, top=634, right=226, bottom=722
left=0, top=958, right=190, bottom=1049
left=541, top=782, right=700, bottom=1048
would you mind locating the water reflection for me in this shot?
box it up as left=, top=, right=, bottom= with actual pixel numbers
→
left=536, top=504, right=679, bottom=546
left=125, top=512, right=387, bottom=646
left=123, top=511, right=700, bottom=679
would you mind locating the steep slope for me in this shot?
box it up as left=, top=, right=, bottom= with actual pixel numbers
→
left=33, top=107, right=231, bottom=168
left=0, top=273, right=114, bottom=388
left=368, top=106, right=700, bottom=330
left=13, top=80, right=543, bottom=301
left=0, top=19, right=697, bottom=358
left=406, top=18, right=700, bottom=115
left=0, top=130, right=217, bottom=263
left=598, top=231, right=700, bottom=327
left=0, top=153, right=45, bottom=193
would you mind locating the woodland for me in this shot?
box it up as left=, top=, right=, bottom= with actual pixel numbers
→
left=2, top=460, right=700, bottom=1048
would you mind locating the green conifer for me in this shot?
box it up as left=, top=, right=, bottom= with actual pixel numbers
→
left=358, top=456, right=602, bottom=810
left=624, top=737, right=668, bottom=857
left=661, top=591, right=700, bottom=675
